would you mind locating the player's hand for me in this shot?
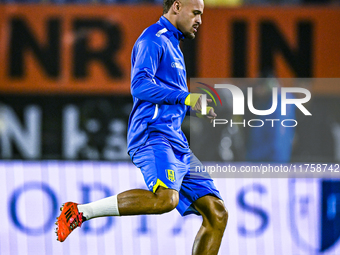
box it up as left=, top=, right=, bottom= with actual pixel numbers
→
left=196, top=106, right=217, bottom=123
left=185, top=93, right=213, bottom=112
left=185, top=94, right=217, bottom=122
left=184, top=93, right=201, bottom=111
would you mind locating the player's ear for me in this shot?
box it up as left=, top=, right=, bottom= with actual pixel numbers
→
left=173, top=0, right=181, bottom=14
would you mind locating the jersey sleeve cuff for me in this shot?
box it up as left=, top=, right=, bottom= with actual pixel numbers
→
left=181, top=92, right=191, bottom=105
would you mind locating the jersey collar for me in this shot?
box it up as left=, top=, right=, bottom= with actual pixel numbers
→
left=158, top=16, right=185, bottom=41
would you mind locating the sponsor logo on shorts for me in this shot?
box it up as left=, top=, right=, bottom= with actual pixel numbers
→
left=166, top=169, right=176, bottom=182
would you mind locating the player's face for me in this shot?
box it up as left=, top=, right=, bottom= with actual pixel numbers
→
left=176, top=0, right=204, bottom=39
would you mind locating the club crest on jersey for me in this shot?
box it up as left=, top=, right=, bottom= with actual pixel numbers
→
left=166, top=169, right=176, bottom=182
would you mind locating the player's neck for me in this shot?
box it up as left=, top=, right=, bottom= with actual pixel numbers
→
left=163, top=14, right=178, bottom=30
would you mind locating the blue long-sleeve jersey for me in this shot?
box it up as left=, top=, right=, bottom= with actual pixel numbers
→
left=127, top=16, right=191, bottom=157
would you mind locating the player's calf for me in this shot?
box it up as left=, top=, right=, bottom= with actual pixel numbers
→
left=55, top=188, right=179, bottom=242
left=192, top=196, right=228, bottom=255
left=117, top=187, right=179, bottom=215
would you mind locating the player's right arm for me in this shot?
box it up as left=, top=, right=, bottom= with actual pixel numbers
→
left=131, top=40, right=189, bottom=105
left=131, top=37, right=215, bottom=120
left=185, top=94, right=217, bottom=120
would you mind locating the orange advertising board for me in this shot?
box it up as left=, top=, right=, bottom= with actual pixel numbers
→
left=198, top=7, right=340, bottom=94
left=199, top=7, right=340, bottom=78
left=0, top=5, right=163, bottom=94
left=0, top=6, right=340, bottom=94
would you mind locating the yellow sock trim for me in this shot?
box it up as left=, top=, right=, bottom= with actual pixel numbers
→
left=153, top=179, right=168, bottom=193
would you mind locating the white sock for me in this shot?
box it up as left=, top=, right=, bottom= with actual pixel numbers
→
left=77, top=195, right=120, bottom=220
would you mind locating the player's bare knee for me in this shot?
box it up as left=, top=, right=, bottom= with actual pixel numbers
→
left=206, top=200, right=228, bottom=232
left=159, top=192, right=179, bottom=213
left=155, top=188, right=179, bottom=213
left=213, top=200, right=228, bottom=230
left=216, top=206, right=228, bottom=229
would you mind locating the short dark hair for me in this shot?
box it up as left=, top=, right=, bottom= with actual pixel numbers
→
left=163, top=0, right=176, bottom=14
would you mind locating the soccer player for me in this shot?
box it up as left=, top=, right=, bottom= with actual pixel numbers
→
left=56, top=0, right=228, bottom=254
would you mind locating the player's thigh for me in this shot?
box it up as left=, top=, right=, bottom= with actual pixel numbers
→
left=132, top=140, right=187, bottom=193
left=176, top=152, right=224, bottom=216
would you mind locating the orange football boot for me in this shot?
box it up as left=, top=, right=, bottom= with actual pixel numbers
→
left=55, top=202, right=83, bottom=242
